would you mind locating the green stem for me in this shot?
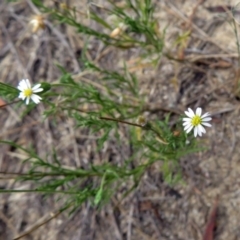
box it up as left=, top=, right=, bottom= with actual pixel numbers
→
left=0, top=99, right=21, bottom=109
left=100, top=116, right=143, bottom=127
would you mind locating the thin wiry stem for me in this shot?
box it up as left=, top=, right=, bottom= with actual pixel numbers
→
left=100, top=116, right=143, bottom=127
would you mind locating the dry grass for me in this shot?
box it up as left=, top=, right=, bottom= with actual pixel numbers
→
left=1, top=0, right=240, bottom=239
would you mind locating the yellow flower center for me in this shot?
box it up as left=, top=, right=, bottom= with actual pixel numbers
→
left=23, top=88, right=33, bottom=97
left=191, top=115, right=202, bottom=126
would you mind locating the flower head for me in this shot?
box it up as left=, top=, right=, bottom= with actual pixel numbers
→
left=17, top=79, right=43, bottom=105
left=29, top=15, right=45, bottom=33
left=183, top=107, right=212, bottom=137
left=110, top=23, right=127, bottom=38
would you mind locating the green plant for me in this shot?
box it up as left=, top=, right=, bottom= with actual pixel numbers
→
left=0, top=0, right=202, bottom=218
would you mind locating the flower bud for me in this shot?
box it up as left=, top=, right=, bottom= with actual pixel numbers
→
left=29, top=15, right=45, bottom=33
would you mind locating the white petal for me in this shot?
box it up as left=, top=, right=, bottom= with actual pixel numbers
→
left=183, top=118, right=192, bottom=122
left=32, top=84, right=41, bottom=90
left=31, top=94, right=42, bottom=104
left=196, top=107, right=202, bottom=116
left=183, top=121, right=191, bottom=126
left=19, top=79, right=26, bottom=85
left=19, top=79, right=28, bottom=89
left=26, top=97, right=30, bottom=105
left=197, top=126, right=202, bottom=137
left=26, top=79, right=31, bottom=88
left=33, top=87, right=43, bottom=93
left=184, top=122, right=192, bottom=129
left=186, top=125, right=193, bottom=133
left=201, top=112, right=210, bottom=118
left=198, top=124, right=206, bottom=134
left=17, top=85, right=25, bottom=91
left=32, top=84, right=43, bottom=92
left=18, top=92, right=26, bottom=100
left=202, top=122, right=212, bottom=127
left=185, top=108, right=195, bottom=118
left=202, top=117, right=212, bottom=122
left=184, top=123, right=192, bottom=131
left=194, top=127, right=198, bottom=137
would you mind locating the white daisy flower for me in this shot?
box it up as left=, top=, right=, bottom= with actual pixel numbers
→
left=183, top=107, right=212, bottom=137
left=17, top=79, right=43, bottom=105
